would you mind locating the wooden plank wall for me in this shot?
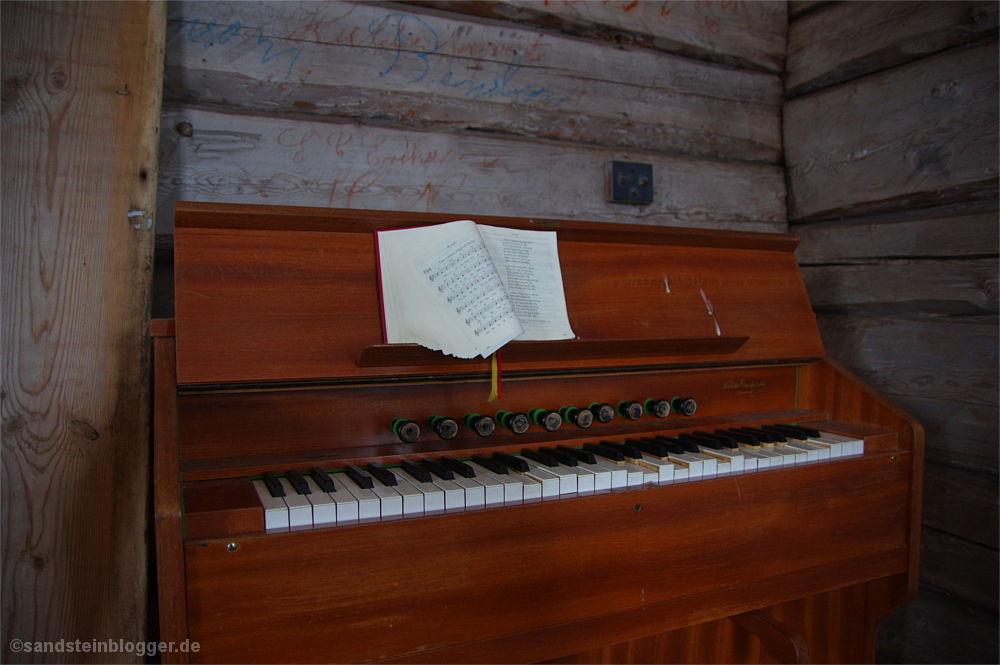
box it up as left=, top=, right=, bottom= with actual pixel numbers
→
left=785, top=2, right=999, bottom=663
left=153, top=0, right=788, bottom=232
left=152, top=0, right=793, bottom=317
left=1, top=1, right=165, bottom=663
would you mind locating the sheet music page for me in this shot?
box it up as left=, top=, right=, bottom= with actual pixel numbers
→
left=477, top=225, right=576, bottom=341
left=377, top=220, right=523, bottom=359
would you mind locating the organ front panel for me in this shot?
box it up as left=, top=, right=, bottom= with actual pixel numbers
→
left=152, top=203, right=923, bottom=664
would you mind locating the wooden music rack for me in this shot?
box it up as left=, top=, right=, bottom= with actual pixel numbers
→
left=152, top=202, right=923, bottom=663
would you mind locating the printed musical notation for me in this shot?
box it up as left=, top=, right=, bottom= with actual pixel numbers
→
left=420, top=237, right=518, bottom=340
left=377, top=220, right=572, bottom=359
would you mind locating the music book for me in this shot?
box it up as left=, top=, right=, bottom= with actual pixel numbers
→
left=376, top=220, right=575, bottom=359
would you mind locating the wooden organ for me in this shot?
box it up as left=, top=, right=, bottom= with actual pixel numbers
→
left=152, top=203, right=923, bottom=664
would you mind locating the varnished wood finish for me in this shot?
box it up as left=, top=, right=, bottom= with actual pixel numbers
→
left=728, top=610, right=809, bottom=664
left=173, top=204, right=822, bottom=385
left=798, top=357, right=925, bottom=601
left=153, top=334, right=189, bottom=664
left=184, top=452, right=910, bottom=664
left=357, top=336, right=749, bottom=367
left=153, top=204, right=923, bottom=664
left=177, top=365, right=801, bottom=468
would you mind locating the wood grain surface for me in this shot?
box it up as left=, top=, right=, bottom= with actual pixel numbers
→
left=157, top=106, right=787, bottom=234
left=785, top=38, right=999, bottom=222
left=182, top=452, right=911, bottom=663
left=1, top=2, right=165, bottom=662
left=787, top=1, right=999, bottom=96
left=163, top=1, right=782, bottom=162
left=409, top=0, right=789, bottom=73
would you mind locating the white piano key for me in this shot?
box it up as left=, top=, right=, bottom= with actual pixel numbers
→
left=671, top=464, right=690, bottom=481
left=470, top=463, right=523, bottom=503
left=704, top=448, right=748, bottom=473
left=519, top=474, right=544, bottom=500
left=326, top=476, right=359, bottom=523
left=575, top=461, right=612, bottom=491
left=638, top=455, right=676, bottom=483
left=667, top=453, right=705, bottom=478
left=396, top=474, right=445, bottom=513
left=815, top=431, right=864, bottom=455
left=563, top=464, right=597, bottom=493
left=279, top=478, right=314, bottom=528
left=430, top=477, right=466, bottom=509
left=369, top=480, right=404, bottom=517
left=630, top=460, right=660, bottom=485
left=802, top=436, right=843, bottom=458
left=621, top=462, right=649, bottom=487
left=787, top=440, right=830, bottom=460
left=589, top=459, right=628, bottom=488
left=771, top=445, right=808, bottom=464
left=525, top=460, right=578, bottom=495
left=253, top=479, right=290, bottom=531
left=339, top=478, right=382, bottom=520
left=747, top=447, right=784, bottom=467
left=452, top=476, right=486, bottom=507
left=733, top=450, right=759, bottom=472
left=386, top=471, right=425, bottom=515
left=783, top=441, right=820, bottom=462
left=468, top=471, right=505, bottom=505
left=303, top=477, right=337, bottom=525
left=521, top=466, right=560, bottom=497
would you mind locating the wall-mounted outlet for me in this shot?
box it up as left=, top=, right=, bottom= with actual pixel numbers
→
left=609, top=161, right=653, bottom=204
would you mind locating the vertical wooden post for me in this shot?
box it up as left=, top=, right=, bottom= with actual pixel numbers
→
left=1, top=2, right=165, bottom=662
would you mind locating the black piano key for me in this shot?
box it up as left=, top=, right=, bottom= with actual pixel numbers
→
left=720, top=429, right=759, bottom=446
left=538, top=446, right=578, bottom=467
left=583, top=442, right=624, bottom=462
left=775, top=423, right=822, bottom=438
left=521, top=448, right=558, bottom=467
left=613, top=440, right=645, bottom=459
left=286, top=469, right=311, bottom=494
left=421, top=457, right=455, bottom=480
left=263, top=471, right=285, bottom=498
left=556, top=445, right=596, bottom=465
left=441, top=455, right=476, bottom=478
left=653, top=436, right=688, bottom=455
left=743, top=427, right=786, bottom=443
left=472, top=454, right=508, bottom=475
left=677, top=433, right=722, bottom=450
left=694, top=431, right=739, bottom=449
left=493, top=452, right=529, bottom=473
left=400, top=458, right=432, bottom=482
left=674, top=438, right=700, bottom=454
left=345, top=463, right=375, bottom=489
left=733, top=427, right=778, bottom=444
left=761, top=424, right=803, bottom=440
left=367, top=462, right=398, bottom=486
left=310, top=467, right=336, bottom=492
left=635, top=438, right=670, bottom=458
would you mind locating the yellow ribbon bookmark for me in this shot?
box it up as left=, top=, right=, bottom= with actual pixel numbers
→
left=488, top=351, right=502, bottom=402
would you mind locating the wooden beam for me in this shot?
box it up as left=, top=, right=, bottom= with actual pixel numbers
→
left=1, top=1, right=165, bottom=660
left=162, top=1, right=783, bottom=162
left=785, top=38, right=999, bottom=222
left=788, top=1, right=999, bottom=96
left=157, top=106, right=787, bottom=234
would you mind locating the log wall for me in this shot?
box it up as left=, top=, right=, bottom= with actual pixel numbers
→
left=785, top=2, right=998, bottom=663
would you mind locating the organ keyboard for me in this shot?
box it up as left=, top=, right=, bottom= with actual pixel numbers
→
left=152, top=203, right=923, bottom=664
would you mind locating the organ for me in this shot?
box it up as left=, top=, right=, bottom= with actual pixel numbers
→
left=152, top=202, right=923, bottom=664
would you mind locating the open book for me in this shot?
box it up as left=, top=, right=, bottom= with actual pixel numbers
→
left=376, top=220, right=575, bottom=359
